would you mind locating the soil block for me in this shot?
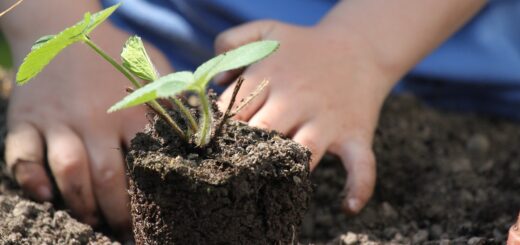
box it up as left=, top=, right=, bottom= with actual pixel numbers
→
left=126, top=117, right=312, bottom=244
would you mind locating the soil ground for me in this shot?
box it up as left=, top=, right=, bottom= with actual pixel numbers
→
left=0, top=94, right=518, bottom=244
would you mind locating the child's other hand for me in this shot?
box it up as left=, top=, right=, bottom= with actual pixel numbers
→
left=2, top=1, right=171, bottom=237
left=215, top=21, right=395, bottom=214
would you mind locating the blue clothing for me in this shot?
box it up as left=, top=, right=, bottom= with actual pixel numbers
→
left=101, top=0, right=520, bottom=119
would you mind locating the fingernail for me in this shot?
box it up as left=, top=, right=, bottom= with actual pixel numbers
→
left=37, top=186, right=53, bottom=201
left=348, top=198, right=361, bottom=213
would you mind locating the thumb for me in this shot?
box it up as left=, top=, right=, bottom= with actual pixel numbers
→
left=213, top=20, right=278, bottom=85
left=214, top=20, right=278, bottom=54
left=330, top=139, right=376, bottom=215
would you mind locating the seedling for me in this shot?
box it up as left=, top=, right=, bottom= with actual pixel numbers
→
left=16, top=4, right=279, bottom=147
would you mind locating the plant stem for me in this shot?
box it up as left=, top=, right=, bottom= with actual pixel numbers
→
left=0, top=0, right=24, bottom=18
left=126, top=88, right=186, bottom=140
left=84, top=37, right=187, bottom=140
left=214, top=77, right=244, bottom=137
left=197, top=90, right=212, bottom=146
left=148, top=66, right=197, bottom=134
left=146, top=102, right=186, bottom=141
left=84, top=38, right=141, bottom=89
left=146, top=101, right=186, bottom=139
left=170, top=98, right=198, bottom=132
left=230, top=79, right=269, bottom=118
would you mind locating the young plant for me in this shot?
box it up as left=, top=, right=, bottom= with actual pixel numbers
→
left=16, top=4, right=279, bottom=147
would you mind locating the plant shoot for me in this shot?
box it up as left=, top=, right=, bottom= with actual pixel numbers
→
left=16, top=3, right=279, bottom=147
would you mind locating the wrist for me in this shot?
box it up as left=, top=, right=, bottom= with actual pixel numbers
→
left=315, top=0, right=485, bottom=94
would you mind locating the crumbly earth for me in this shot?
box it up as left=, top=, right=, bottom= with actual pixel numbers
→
left=300, top=95, right=520, bottom=244
left=127, top=115, right=312, bottom=244
left=0, top=95, right=518, bottom=244
left=0, top=195, right=117, bottom=245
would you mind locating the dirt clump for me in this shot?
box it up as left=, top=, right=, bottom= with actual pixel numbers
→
left=127, top=115, right=312, bottom=244
left=0, top=195, right=117, bottom=244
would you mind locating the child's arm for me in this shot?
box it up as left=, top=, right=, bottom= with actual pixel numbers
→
left=215, top=0, right=486, bottom=213
left=1, top=0, right=171, bottom=237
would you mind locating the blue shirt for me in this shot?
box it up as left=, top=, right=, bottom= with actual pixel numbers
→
left=101, top=0, right=520, bottom=119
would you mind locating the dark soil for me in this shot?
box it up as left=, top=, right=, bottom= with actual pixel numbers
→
left=0, top=195, right=117, bottom=244
left=127, top=115, right=312, bottom=244
left=300, top=95, right=520, bottom=244
left=0, top=94, right=518, bottom=244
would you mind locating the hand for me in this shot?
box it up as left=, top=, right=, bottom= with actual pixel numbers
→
left=214, top=0, right=486, bottom=212
left=2, top=1, right=172, bottom=236
left=6, top=43, right=140, bottom=232
left=215, top=20, right=395, bottom=214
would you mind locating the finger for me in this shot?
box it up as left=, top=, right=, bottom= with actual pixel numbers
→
left=120, top=107, right=148, bottom=147
left=5, top=122, right=53, bottom=202
left=215, top=20, right=278, bottom=54
left=217, top=76, right=269, bottom=122
left=248, top=96, right=302, bottom=135
left=84, top=135, right=131, bottom=234
left=46, top=126, right=98, bottom=225
left=330, top=139, right=376, bottom=215
left=292, top=122, right=331, bottom=170
left=213, top=69, right=244, bottom=86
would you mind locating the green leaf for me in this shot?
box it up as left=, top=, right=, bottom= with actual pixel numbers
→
left=108, top=71, right=194, bottom=112
left=121, top=36, right=158, bottom=81
left=31, top=35, right=56, bottom=51
left=84, top=3, right=121, bottom=35
left=16, top=13, right=91, bottom=84
left=16, top=4, right=121, bottom=85
left=193, top=40, right=279, bottom=90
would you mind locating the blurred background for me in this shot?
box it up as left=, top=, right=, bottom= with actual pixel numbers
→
left=0, top=29, right=13, bottom=97
left=0, top=31, right=12, bottom=69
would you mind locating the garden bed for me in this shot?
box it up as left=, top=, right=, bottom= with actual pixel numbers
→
left=0, top=94, right=518, bottom=244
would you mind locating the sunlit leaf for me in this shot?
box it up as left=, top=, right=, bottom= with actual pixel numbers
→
left=31, top=35, right=56, bottom=51
left=193, top=40, right=279, bottom=90
left=108, top=71, right=194, bottom=112
left=16, top=4, right=121, bottom=84
left=84, top=3, right=121, bottom=35
left=121, top=36, right=158, bottom=81
left=16, top=13, right=91, bottom=84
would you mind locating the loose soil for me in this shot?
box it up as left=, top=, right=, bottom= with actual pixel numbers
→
left=0, top=195, right=116, bottom=244
left=0, top=94, right=518, bottom=244
left=300, top=95, right=520, bottom=244
left=127, top=113, right=312, bottom=244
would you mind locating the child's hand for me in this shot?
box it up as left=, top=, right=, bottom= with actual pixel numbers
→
left=215, top=0, right=485, bottom=213
left=1, top=0, right=171, bottom=238
left=215, top=21, right=392, bottom=214
left=6, top=42, right=146, bottom=231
